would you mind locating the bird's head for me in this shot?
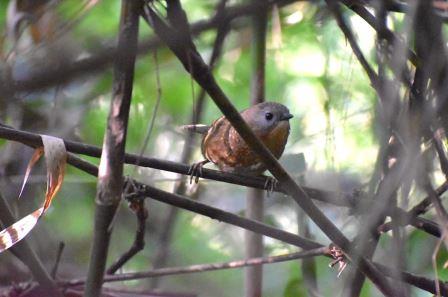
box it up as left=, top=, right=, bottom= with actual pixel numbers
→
left=242, top=101, right=293, bottom=135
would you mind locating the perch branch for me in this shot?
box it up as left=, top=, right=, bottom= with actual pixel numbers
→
left=0, top=124, right=355, bottom=207
left=0, top=124, right=442, bottom=238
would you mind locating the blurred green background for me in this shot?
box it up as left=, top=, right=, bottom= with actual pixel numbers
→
left=0, top=1, right=443, bottom=296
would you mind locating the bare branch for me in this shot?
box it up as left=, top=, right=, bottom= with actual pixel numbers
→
left=150, top=2, right=231, bottom=287
left=64, top=248, right=329, bottom=286
left=142, top=5, right=397, bottom=296
left=106, top=199, right=148, bottom=274
left=0, top=125, right=355, bottom=207
left=84, top=0, right=142, bottom=296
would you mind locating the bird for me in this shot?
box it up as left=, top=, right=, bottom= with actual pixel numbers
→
left=184, top=102, right=293, bottom=184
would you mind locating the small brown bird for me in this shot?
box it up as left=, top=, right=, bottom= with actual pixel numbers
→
left=185, top=102, right=293, bottom=182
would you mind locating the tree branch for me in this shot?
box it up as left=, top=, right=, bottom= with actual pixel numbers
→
left=65, top=248, right=329, bottom=286
left=142, top=5, right=397, bottom=296
left=84, top=1, right=142, bottom=296
left=150, top=1, right=231, bottom=288
left=0, top=124, right=355, bottom=207
left=106, top=199, right=148, bottom=274
left=26, top=146, right=448, bottom=296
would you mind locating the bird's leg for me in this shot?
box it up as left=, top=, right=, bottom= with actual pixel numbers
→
left=188, top=160, right=210, bottom=184
left=264, top=176, right=279, bottom=196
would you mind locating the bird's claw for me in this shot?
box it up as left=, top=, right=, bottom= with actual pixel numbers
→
left=329, top=244, right=348, bottom=277
left=123, top=176, right=143, bottom=200
left=264, top=176, right=278, bottom=196
left=188, top=160, right=209, bottom=184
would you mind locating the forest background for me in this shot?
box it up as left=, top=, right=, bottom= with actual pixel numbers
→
left=0, top=1, right=446, bottom=297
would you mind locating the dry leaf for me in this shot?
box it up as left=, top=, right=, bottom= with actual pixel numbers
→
left=0, top=135, right=66, bottom=253
left=18, top=147, right=43, bottom=198
left=41, top=135, right=67, bottom=211
left=0, top=208, right=43, bottom=253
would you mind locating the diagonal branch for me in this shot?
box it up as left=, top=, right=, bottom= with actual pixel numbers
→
left=4, top=139, right=442, bottom=296
left=326, top=0, right=379, bottom=90
left=150, top=1, right=231, bottom=288
left=142, top=5, right=397, bottom=296
left=67, top=153, right=323, bottom=251
left=56, top=153, right=448, bottom=296
left=1, top=123, right=443, bottom=239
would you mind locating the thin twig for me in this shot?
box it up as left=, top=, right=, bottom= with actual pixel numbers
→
left=150, top=1, right=231, bottom=287
left=378, top=180, right=448, bottom=234
left=106, top=199, right=148, bottom=274
left=64, top=248, right=329, bottom=286
left=423, top=182, right=448, bottom=247
left=433, top=129, right=448, bottom=179
left=51, top=242, right=65, bottom=279
left=131, top=48, right=162, bottom=172
left=64, top=154, right=323, bottom=251
left=325, top=0, right=379, bottom=90
left=341, top=0, right=417, bottom=70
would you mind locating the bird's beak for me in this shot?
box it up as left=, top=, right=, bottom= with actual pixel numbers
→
left=280, top=113, right=293, bottom=121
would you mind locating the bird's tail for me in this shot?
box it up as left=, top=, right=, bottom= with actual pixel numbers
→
left=178, top=124, right=209, bottom=134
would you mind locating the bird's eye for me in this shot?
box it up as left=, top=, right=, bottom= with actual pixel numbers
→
left=265, top=112, right=274, bottom=121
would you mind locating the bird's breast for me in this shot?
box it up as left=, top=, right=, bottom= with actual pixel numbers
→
left=260, top=121, right=290, bottom=158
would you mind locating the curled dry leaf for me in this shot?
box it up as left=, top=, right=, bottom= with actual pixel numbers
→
left=0, top=208, right=43, bottom=253
left=0, top=135, right=66, bottom=253
left=41, top=135, right=67, bottom=211
left=19, top=147, right=43, bottom=198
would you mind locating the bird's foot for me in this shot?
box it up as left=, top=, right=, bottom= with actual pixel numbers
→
left=188, top=160, right=209, bottom=184
left=264, top=176, right=278, bottom=196
left=329, top=244, right=348, bottom=277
